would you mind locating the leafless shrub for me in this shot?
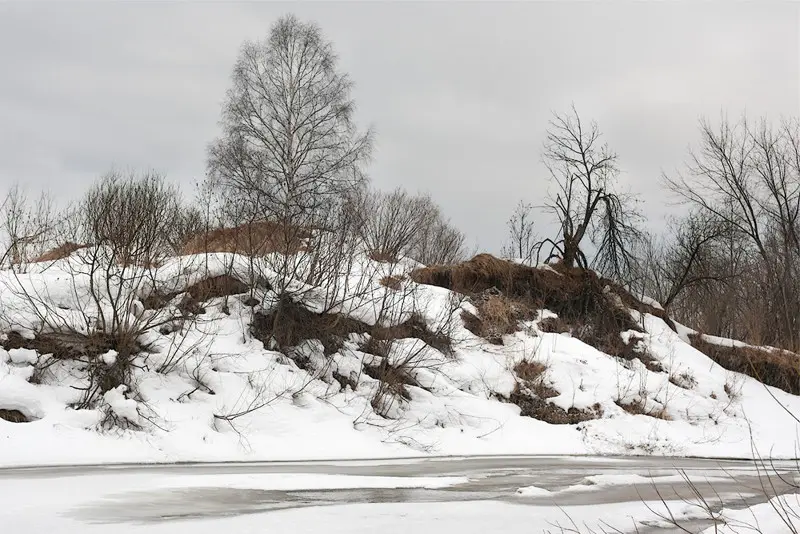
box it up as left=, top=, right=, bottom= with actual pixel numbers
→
left=358, top=186, right=466, bottom=266
left=0, top=185, right=58, bottom=269
left=0, top=171, right=208, bottom=411
left=502, top=201, right=537, bottom=265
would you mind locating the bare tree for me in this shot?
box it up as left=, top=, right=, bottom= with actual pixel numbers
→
left=207, top=14, right=373, bottom=321
left=636, top=211, right=732, bottom=310
left=360, top=187, right=466, bottom=265
left=410, top=215, right=466, bottom=266
left=502, top=201, right=537, bottom=265
left=540, top=106, right=642, bottom=280
left=360, top=187, right=435, bottom=261
left=665, top=115, right=800, bottom=349
left=1, top=185, right=57, bottom=268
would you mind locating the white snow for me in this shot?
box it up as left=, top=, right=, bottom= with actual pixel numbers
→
left=7, top=348, right=37, bottom=365
left=0, top=250, right=799, bottom=466
left=516, top=485, right=552, bottom=497
left=102, top=385, right=140, bottom=425
left=703, top=494, right=800, bottom=533
left=100, top=350, right=118, bottom=366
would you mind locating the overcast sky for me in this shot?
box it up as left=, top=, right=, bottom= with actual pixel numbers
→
left=0, top=2, right=797, bottom=252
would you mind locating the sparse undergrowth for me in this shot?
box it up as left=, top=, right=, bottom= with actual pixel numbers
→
left=505, top=359, right=602, bottom=425
left=669, top=370, right=697, bottom=390
left=509, top=387, right=603, bottom=425
left=689, top=334, right=800, bottom=395
left=461, top=292, right=533, bottom=344
left=252, top=297, right=451, bottom=358
left=616, top=398, right=671, bottom=420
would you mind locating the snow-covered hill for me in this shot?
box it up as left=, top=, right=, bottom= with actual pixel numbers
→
left=1, top=251, right=798, bottom=467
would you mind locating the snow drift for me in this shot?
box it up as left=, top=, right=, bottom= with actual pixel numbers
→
left=1, top=250, right=799, bottom=467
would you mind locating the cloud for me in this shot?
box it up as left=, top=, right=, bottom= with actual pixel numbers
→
left=0, top=2, right=796, bottom=251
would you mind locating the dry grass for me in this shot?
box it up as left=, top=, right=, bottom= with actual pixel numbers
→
left=616, top=399, right=671, bottom=420
left=2, top=330, right=124, bottom=362
left=142, top=274, right=250, bottom=315
left=180, top=220, right=312, bottom=256
left=379, top=275, right=404, bottom=290
left=0, top=409, right=29, bottom=423
left=411, top=254, right=657, bottom=358
left=514, top=360, right=548, bottom=383
left=252, top=298, right=370, bottom=356
left=370, top=313, right=452, bottom=355
left=369, top=250, right=398, bottom=263
left=538, top=316, right=571, bottom=334
left=186, top=275, right=250, bottom=300
left=365, top=359, right=422, bottom=418
left=462, top=294, right=524, bottom=344
left=509, top=386, right=602, bottom=425
left=252, top=302, right=451, bottom=357
left=505, top=359, right=602, bottom=425
left=669, top=370, right=697, bottom=390
left=364, top=360, right=419, bottom=401
left=31, top=242, right=87, bottom=263
left=690, top=334, right=800, bottom=395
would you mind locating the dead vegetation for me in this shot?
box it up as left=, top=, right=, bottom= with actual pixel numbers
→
left=538, top=315, right=571, bottom=334
left=143, top=274, right=251, bottom=313
left=368, top=251, right=397, bottom=263
left=2, top=329, right=146, bottom=411
left=509, top=387, right=602, bottom=425
left=0, top=409, right=30, bottom=423
left=689, top=334, right=800, bottom=395
left=379, top=275, right=404, bottom=290
left=2, top=330, right=127, bottom=362
left=366, top=358, right=422, bottom=418
left=461, top=292, right=536, bottom=345
left=186, top=275, right=250, bottom=300
left=412, top=254, right=670, bottom=359
left=669, top=370, right=697, bottom=390
left=364, top=360, right=419, bottom=401
left=180, top=220, right=312, bottom=256
left=31, top=242, right=86, bottom=263
left=251, top=299, right=451, bottom=357
left=504, top=359, right=602, bottom=424
left=616, top=398, right=671, bottom=420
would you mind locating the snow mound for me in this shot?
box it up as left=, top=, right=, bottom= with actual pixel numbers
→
left=0, top=251, right=799, bottom=466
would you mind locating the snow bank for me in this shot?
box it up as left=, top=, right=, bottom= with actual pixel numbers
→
left=1, top=251, right=800, bottom=466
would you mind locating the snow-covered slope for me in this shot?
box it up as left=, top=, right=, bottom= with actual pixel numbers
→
left=0, top=252, right=799, bottom=467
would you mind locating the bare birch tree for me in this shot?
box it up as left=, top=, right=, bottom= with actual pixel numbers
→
left=207, top=15, right=372, bottom=298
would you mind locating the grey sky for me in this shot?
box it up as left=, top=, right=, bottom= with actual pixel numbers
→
left=0, top=2, right=797, bottom=252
